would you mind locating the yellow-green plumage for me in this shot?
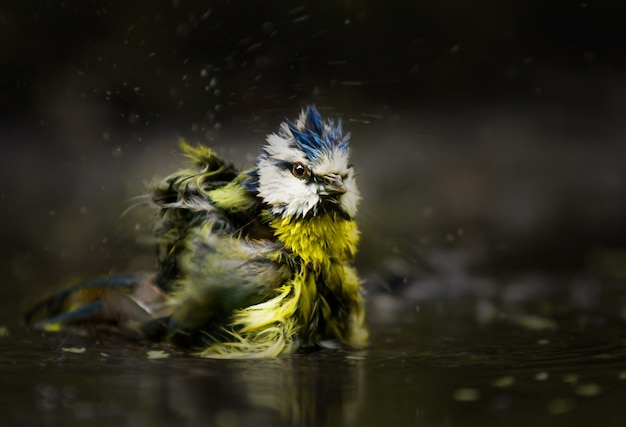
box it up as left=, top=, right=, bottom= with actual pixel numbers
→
left=161, top=144, right=367, bottom=358
left=193, top=215, right=366, bottom=358
left=26, top=105, right=367, bottom=358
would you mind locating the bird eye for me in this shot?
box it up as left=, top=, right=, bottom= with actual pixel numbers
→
left=291, top=162, right=309, bottom=179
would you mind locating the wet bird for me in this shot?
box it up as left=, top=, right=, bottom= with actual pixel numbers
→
left=26, top=105, right=368, bottom=358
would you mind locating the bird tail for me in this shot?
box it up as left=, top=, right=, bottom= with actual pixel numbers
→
left=25, top=274, right=171, bottom=339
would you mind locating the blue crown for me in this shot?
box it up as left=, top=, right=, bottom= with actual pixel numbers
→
left=286, top=105, right=349, bottom=161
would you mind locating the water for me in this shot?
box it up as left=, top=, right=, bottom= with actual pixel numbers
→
left=2, top=274, right=626, bottom=427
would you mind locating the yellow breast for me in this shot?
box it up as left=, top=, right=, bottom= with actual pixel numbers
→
left=198, top=213, right=364, bottom=358
left=269, top=213, right=360, bottom=269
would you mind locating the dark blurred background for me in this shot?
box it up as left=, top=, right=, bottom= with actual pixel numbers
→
left=2, top=0, right=626, bottom=302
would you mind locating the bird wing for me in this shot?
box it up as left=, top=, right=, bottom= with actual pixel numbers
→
left=166, top=220, right=293, bottom=340
left=147, top=141, right=290, bottom=341
left=26, top=141, right=284, bottom=343
left=150, top=141, right=264, bottom=291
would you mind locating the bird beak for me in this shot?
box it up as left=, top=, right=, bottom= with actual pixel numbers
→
left=320, top=174, right=348, bottom=196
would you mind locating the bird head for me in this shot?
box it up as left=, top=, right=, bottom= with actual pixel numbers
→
left=248, top=105, right=359, bottom=220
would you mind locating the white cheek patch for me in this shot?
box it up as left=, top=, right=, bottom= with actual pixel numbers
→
left=257, top=158, right=321, bottom=218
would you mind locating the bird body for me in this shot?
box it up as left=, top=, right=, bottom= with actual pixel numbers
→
left=27, top=105, right=367, bottom=358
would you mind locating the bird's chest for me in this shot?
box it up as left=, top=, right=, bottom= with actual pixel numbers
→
left=291, top=255, right=352, bottom=344
left=270, top=215, right=360, bottom=340
left=269, top=214, right=359, bottom=267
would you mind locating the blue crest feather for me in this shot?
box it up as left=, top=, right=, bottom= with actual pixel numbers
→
left=286, top=105, right=349, bottom=160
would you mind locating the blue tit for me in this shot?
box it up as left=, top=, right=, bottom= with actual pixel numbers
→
left=26, top=105, right=368, bottom=358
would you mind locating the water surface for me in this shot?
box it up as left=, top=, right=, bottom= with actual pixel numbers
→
left=2, top=273, right=626, bottom=427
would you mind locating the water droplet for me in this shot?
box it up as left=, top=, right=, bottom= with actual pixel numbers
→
left=575, top=383, right=601, bottom=397
left=453, top=388, right=480, bottom=402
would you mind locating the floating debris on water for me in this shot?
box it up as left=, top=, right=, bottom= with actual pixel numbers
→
left=61, top=347, right=86, bottom=354
left=534, top=371, right=550, bottom=381
left=146, top=350, right=170, bottom=359
left=453, top=388, right=481, bottom=402
left=492, top=375, right=515, bottom=388
left=518, top=315, right=558, bottom=331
